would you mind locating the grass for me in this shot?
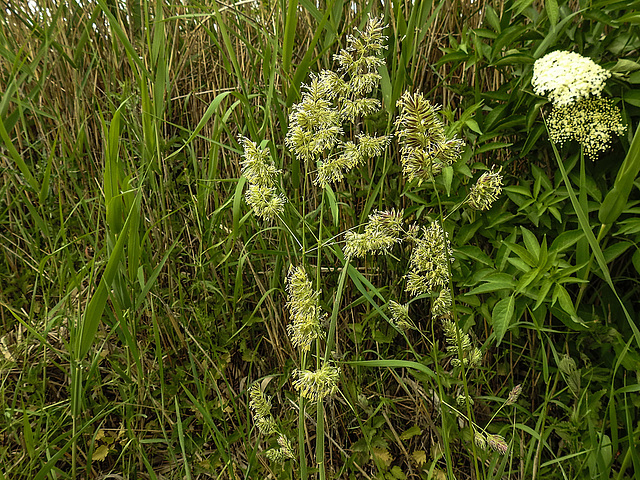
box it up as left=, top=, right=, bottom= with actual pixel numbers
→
left=1, top=0, right=640, bottom=479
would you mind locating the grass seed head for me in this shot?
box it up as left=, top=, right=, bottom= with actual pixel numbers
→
left=344, top=209, right=404, bottom=258
left=467, top=167, right=503, bottom=210
left=286, top=266, right=325, bottom=352
left=405, top=222, right=453, bottom=296
left=293, top=363, right=340, bottom=402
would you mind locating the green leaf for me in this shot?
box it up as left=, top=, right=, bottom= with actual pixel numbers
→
left=467, top=275, right=516, bottom=295
left=552, top=137, right=640, bottom=347
left=603, top=241, right=633, bottom=263
left=599, top=124, right=640, bottom=225
left=553, top=284, right=575, bottom=316
left=504, top=241, right=538, bottom=267
left=466, top=119, right=482, bottom=134
left=345, top=359, right=436, bottom=380
left=77, top=207, right=133, bottom=359
left=454, top=246, right=494, bottom=266
left=492, top=295, right=515, bottom=346
left=442, top=166, right=454, bottom=197
left=611, top=59, right=640, bottom=73
left=520, top=226, right=540, bottom=261
left=484, top=5, right=502, bottom=32
left=623, top=90, right=640, bottom=107
left=546, top=0, right=559, bottom=25
left=549, top=230, right=585, bottom=253
left=324, top=186, right=339, bottom=228
left=400, top=426, right=423, bottom=440
left=616, top=12, right=640, bottom=24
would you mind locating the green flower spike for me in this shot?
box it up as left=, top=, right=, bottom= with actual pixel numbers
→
left=286, top=266, right=325, bottom=352
left=467, top=167, right=503, bottom=211
left=405, top=222, right=454, bottom=296
left=248, top=383, right=277, bottom=436
left=344, top=209, right=403, bottom=258
left=395, top=91, right=464, bottom=182
left=293, top=362, right=340, bottom=402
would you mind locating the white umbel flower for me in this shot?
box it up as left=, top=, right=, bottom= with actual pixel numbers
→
left=532, top=51, right=611, bottom=107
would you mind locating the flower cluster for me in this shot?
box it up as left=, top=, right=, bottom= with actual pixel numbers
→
left=388, top=300, right=413, bottom=331
left=531, top=50, right=625, bottom=159
left=547, top=97, right=626, bottom=160
left=467, top=167, right=503, bottom=210
left=532, top=51, right=611, bottom=107
left=431, top=288, right=452, bottom=318
left=405, top=222, right=454, bottom=296
left=474, top=430, right=508, bottom=455
left=285, top=75, right=342, bottom=164
left=249, top=384, right=296, bottom=462
left=286, top=266, right=326, bottom=352
left=506, top=384, right=523, bottom=406
left=395, top=91, right=464, bottom=182
left=293, top=363, right=340, bottom=402
left=442, top=319, right=482, bottom=368
left=265, top=435, right=296, bottom=462
left=316, top=134, right=391, bottom=187
left=344, top=209, right=404, bottom=258
left=240, top=137, right=286, bottom=220
left=248, top=383, right=278, bottom=435
left=285, top=16, right=390, bottom=188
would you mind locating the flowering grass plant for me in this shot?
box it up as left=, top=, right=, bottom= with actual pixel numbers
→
left=240, top=15, right=514, bottom=480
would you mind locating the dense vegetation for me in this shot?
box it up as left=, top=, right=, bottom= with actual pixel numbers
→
left=1, top=0, right=639, bottom=479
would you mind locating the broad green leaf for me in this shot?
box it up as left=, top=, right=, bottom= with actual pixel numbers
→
left=77, top=208, right=133, bottom=359
left=442, top=166, right=454, bottom=197
left=617, top=12, right=640, bottom=24
left=553, top=138, right=640, bottom=347
left=553, top=284, right=575, bottom=316
left=603, top=241, right=633, bottom=263
left=454, top=246, right=494, bottom=266
left=550, top=230, right=585, bottom=253
left=400, top=426, right=422, bottom=440
left=533, top=279, right=554, bottom=310
left=599, top=124, right=640, bottom=225
left=492, top=295, right=515, bottom=346
left=516, top=268, right=540, bottom=293
left=468, top=278, right=516, bottom=295
left=520, top=226, right=540, bottom=261
left=484, top=5, right=502, bottom=32
left=611, top=59, right=640, bottom=73
left=504, top=241, right=538, bottom=267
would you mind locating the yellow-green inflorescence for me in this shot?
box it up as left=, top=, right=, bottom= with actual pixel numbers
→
left=265, top=435, right=296, bottom=462
left=344, top=209, right=404, bottom=258
left=388, top=300, right=413, bottom=331
left=240, top=137, right=286, bottom=220
left=285, top=265, right=326, bottom=352
left=431, top=288, right=452, bottom=318
left=405, top=222, right=454, bottom=297
left=249, top=383, right=296, bottom=462
left=248, top=383, right=278, bottom=436
left=395, top=91, right=464, bottom=182
left=467, top=167, right=504, bottom=211
left=442, top=318, right=482, bottom=368
left=292, top=362, right=340, bottom=402
left=285, top=16, right=391, bottom=188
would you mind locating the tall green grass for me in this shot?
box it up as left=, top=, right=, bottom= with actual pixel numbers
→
left=1, top=0, right=639, bottom=479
